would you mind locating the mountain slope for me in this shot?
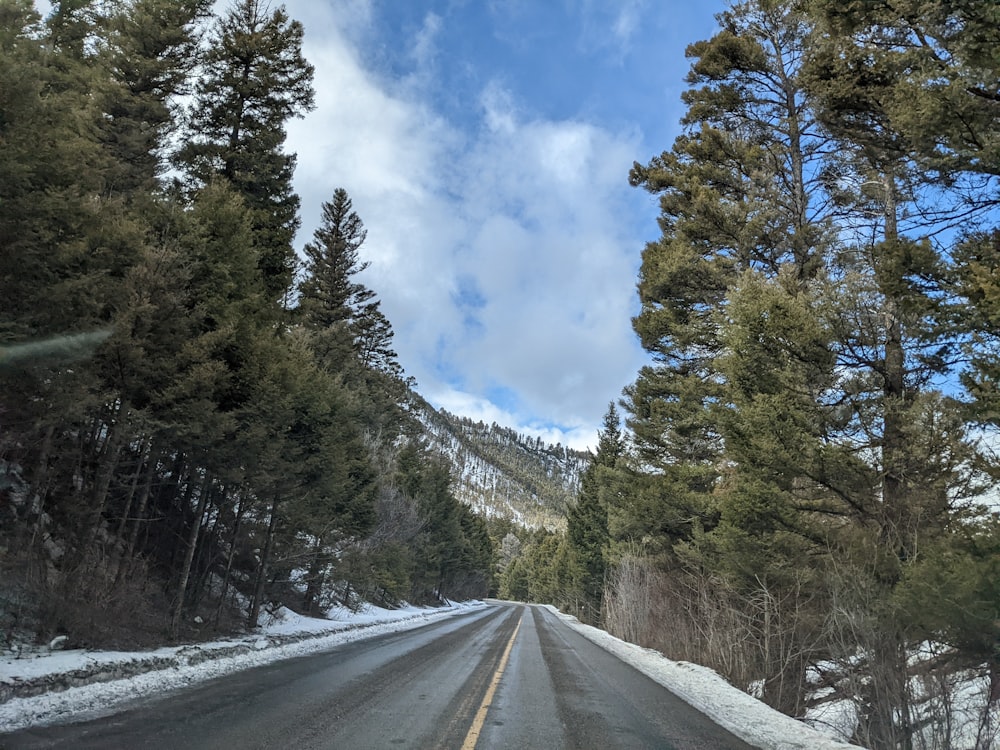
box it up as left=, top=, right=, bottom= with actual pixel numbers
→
left=414, top=396, right=589, bottom=530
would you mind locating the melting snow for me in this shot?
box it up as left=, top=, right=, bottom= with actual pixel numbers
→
left=1, top=600, right=864, bottom=749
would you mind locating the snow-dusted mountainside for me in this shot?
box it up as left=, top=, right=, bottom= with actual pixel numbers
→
left=414, top=397, right=590, bottom=530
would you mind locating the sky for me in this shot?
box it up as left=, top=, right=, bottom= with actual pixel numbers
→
left=277, top=0, right=729, bottom=452
left=32, top=0, right=727, bottom=452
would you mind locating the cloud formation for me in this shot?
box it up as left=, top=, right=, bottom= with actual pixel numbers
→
left=576, top=0, right=648, bottom=62
left=286, top=1, right=651, bottom=451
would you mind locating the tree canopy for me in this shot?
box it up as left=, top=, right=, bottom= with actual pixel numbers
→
left=0, top=0, right=492, bottom=651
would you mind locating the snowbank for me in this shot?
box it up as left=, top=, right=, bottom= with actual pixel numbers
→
left=1, top=600, right=865, bottom=749
left=541, top=605, right=863, bottom=750
left=0, top=600, right=484, bottom=733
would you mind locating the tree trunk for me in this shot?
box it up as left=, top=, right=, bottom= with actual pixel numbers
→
left=115, top=441, right=160, bottom=587
left=114, top=437, right=148, bottom=541
left=26, top=424, right=56, bottom=553
left=189, top=485, right=223, bottom=610
left=215, top=489, right=248, bottom=628
left=856, top=630, right=912, bottom=750
left=301, top=536, right=325, bottom=615
left=74, top=401, right=129, bottom=573
left=170, top=469, right=212, bottom=640
left=247, top=495, right=279, bottom=630
left=864, top=170, right=913, bottom=750
left=881, top=172, right=909, bottom=561
left=977, top=660, right=1000, bottom=750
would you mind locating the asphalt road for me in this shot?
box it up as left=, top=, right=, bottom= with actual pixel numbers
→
left=1, top=602, right=756, bottom=749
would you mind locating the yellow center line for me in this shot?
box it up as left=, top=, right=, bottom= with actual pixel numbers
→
left=461, top=611, right=523, bottom=750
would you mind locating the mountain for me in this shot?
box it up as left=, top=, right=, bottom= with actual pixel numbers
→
left=413, top=396, right=590, bottom=530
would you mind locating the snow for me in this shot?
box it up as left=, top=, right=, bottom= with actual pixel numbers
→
left=542, top=606, right=864, bottom=750
left=0, top=601, right=486, bottom=733
left=1, top=600, right=863, bottom=749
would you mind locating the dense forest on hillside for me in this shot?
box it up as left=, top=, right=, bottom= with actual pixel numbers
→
left=419, top=400, right=589, bottom=529
left=0, top=0, right=492, bottom=648
left=505, top=1, right=1000, bottom=747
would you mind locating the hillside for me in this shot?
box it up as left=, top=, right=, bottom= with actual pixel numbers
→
left=414, top=396, right=590, bottom=530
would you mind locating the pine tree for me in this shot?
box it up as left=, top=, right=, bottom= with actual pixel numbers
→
left=297, top=187, right=410, bottom=436
left=622, top=0, right=955, bottom=722
left=0, top=0, right=430, bottom=646
left=98, top=0, right=209, bottom=197
left=956, top=230, right=1000, bottom=423
left=242, top=330, right=377, bottom=621
left=0, top=1, right=69, bottom=338
left=297, top=188, right=378, bottom=319
left=566, top=403, right=624, bottom=622
left=615, top=0, right=993, bottom=734
left=176, top=0, right=314, bottom=302
left=625, top=0, right=829, bottom=502
left=622, top=0, right=834, bottom=577
left=809, top=0, right=999, bottom=202
left=353, top=300, right=404, bottom=379
left=805, top=0, right=974, bottom=572
left=0, top=0, right=116, bottom=337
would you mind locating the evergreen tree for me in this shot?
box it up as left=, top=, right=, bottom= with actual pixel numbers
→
left=99, top=0, right=209, bottom=197
left=241, top=330, right=377, bottom=621
left=624, top=0, right=830, bottom=545
left=956, top=230, right=1000, bottom=425
left=566, top=403, right=624, bottom=622
left=808, top=0, right=1000, bottom=205
left=0, top=1, right=70, bottom=338
left=622, top=0, right=833, bottom=579
left=615, top=0, right=996, bottom=734
left=298, top=188, right=374, bottom=330
left=297, top=187, right=410, bottom=436
left=0, top=0, right=116, bottom=337
left=806, top=0, right=975, bottom=633
left=353, top=300, right=404, bottom=379
left=392, top=442, right=493, bottom=602
left=176, top=0, right=314, bottom=302
left=0, top=0, right=476, bottom=649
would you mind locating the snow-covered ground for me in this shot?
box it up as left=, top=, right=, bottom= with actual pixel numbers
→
left=0, top=601, right=487, bottom=733
left=541, top=606, right=861, bottom=750
left=0, top=600, right=862, bottom=748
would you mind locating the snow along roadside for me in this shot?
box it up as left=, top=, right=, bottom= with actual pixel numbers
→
left=3, top=600, right=862, bottom=749
left=0, top=600, right=486, bottom=733
left=541, top=605, right=863, bottom=750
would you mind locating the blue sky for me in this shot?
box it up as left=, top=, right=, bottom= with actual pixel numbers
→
left=280, top=0, right=728, bottom=450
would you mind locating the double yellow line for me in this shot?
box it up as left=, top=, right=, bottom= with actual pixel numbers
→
left=461, top=611, right=523, bottom=750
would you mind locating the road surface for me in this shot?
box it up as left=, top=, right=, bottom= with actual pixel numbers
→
left=1, top=602, right=756, bottom=749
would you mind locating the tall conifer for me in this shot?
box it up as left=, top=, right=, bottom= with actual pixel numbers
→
left=176, top=0, right=314, bottom=302
left=567, top=403, right=623, bottom=622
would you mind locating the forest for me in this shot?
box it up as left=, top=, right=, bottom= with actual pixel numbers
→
left=500, top=1, right=1000, bottom=748
left=3, top=0, right=1000, bottom=748
left=0, top=0, right=493, bottom=649
left=422, top=403, right=590, bottom=529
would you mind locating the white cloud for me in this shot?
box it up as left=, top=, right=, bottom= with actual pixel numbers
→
left=611, top=2, right=644, bottom=49
left=431, top=389, right=598, bottom=453
left=285, top=0, right=648, bottom=452
left=411, top=12, right=442, bottom=69
left=291, top=0, right=373, bottom=42
left=575, top=0, right=648, bottom=63
left=480, top=82, right=520, bottom=136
